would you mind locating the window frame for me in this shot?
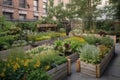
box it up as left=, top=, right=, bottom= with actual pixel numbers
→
left=33, top=0, right=39, bottom=11
left=19, top=0, right=26, bottom=8
left=3, top=0, right=13, bottom=6
left=3, top=12, right=13, bottom=20
left=19, top=14, right=26, bottom=20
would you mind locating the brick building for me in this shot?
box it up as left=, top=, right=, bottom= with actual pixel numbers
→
left=0, top=0, right=70, bottom=21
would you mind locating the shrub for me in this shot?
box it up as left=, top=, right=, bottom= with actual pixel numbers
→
left=98, top=45, right=109, bottom=59
left=27, top=69, right=51, bottom=80
left=59, top=28, right=66, bottom=33
left=80, top=44, right=100, bottom=64
left=100, top=36, right=114, bottom=48
left=83, top=35, right=100, bottom=45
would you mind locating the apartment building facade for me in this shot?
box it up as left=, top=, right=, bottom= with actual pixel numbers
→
left=0, top=0, right=70, bottom=21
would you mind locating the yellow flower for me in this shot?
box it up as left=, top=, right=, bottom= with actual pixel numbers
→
left=7, top=63, right=10, bottom=67
left=16, top=58, right=19, bottom=61
left=13, top=63, right=20, bottom=71
left=0, top=72, right=5, bottom=77
left=34, top=60, right=41, bottom=68
left=21, top=60, right=24, bottom=63
left=23, top=59, right=29, bottom=67
left=45, top=65, right=50, bottom=71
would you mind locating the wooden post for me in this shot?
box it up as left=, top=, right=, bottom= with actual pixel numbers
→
left=67, top=59, right=71, bottom=75
left=76, top=59, right=81, bottom=72
left=96, top=64, right=100, bottom=78
left=114, top=35, right=116, bottom=44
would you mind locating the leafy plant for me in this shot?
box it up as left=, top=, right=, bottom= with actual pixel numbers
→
left=100, top=36, right=114, bottom=48
left=26, top=44, right=54, bottom=54
left=83, top=35, right=100, bottom=45
left=27, top=69, right=51, bottom=80
left=30, top=49, right=67, bottom=71
left=80, top=44, right=100, bottom=64
left=98, top=45, right=109, bottom=59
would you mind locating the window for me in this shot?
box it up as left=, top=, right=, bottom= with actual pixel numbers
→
left=43, top=1, right=47, bottom=14
left=3, top=0, right=12, bottom=6
left=34, top=0, right=38, bottom=11
left=19, top=0, right=26, bottom=8
left=34, top=16, right=38, bottom=20
left=19, top=14, right=26, bottom=20
left=43, top=8, right=47, bottom=14
left=3, top=12, right=13, bottom=20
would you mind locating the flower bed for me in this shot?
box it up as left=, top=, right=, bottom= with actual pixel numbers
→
left=76, top=46, right=115, bottom=77
left=0, top=47, right=68, bottom=80
left=76, top=34, right=115, bottom=78
left=54, top=36, right=86, bottom=62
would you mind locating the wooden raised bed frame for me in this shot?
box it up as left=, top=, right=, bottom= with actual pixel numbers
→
left=47, top=59, right=71, bottom=80
left=66, top=53, right=79, bottom=63
left=76, top=46, right=115, bottom=78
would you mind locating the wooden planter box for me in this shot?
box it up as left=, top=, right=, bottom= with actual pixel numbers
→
left=76, top=47, right=115, bottom=78
left=47, top=59, right=71, bottom=80
left=66, top=53, right=79, bottom=63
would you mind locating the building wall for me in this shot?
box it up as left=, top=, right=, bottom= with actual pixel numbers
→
left=0, top=0, right=70, bottom=20
left=0, top=0, right=3, bottom=16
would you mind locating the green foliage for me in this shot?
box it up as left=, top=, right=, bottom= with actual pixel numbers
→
left=98, top=45, right=109, bottom=59
left=80, top=44, right=100, bottom=64
left=26, top=44, right=54, bottom=54
left=54, top=37, right=86, bottom=55
left=110, top=0, right=120, bottom=20
left=16, top=22, right=37, bottom=31
left=27, top=69, right=51, bottom=80
left=100, top=36, right=114, bottom=47
left=59, top=28, right=66, bottom=33
left=83, top=35, right=100, bottom=45
left=69, top=0, right=100, bottom=30
left=95, top=20, right=113, bottom=31
left=0, top=35, right=15, bottom=50
left=27, top=31, right=64, bottom=42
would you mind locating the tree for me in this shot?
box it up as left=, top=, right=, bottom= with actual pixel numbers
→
left=110, top=0, right=120, bottom=20
left=68, top=0, right=101, bottom=30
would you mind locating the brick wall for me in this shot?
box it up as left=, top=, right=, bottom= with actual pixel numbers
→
left=0, top=0, right=70, bottom=20
left=0, top=0, right=3, bottom=16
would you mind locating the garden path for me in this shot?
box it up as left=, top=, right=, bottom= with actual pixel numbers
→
left=63, top=43, right=120, bottom=80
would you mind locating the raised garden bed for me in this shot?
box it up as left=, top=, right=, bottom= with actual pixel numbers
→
left=47, top=59, right=71, bottom=80
left=76, top=46, right=115, bottom=78
left=66, top=53, right=79, bottom=63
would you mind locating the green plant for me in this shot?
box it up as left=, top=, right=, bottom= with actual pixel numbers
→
left=98, top=45, right=109, bottom=59
left=26, top=44, right=54, bottom=54
left=100, top=36, right=114, bottom=47
left=27, top=69, right=51, bottom=80
left=80, top=44, right=100, bottom=64
left=83, top=35, right=100, bottom=45
left=59, top=28, right=66, bottom=33
left=31, top=49, right=67, bottom=70
left=64, top=36, right=86, bottom=53
left=0, top=35, right=15, bottom=50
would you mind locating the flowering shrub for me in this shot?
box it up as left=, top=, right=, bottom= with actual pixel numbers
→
left=0, top=46, right=68, bottom=80
left=54, top=36, right=86, bottom=55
